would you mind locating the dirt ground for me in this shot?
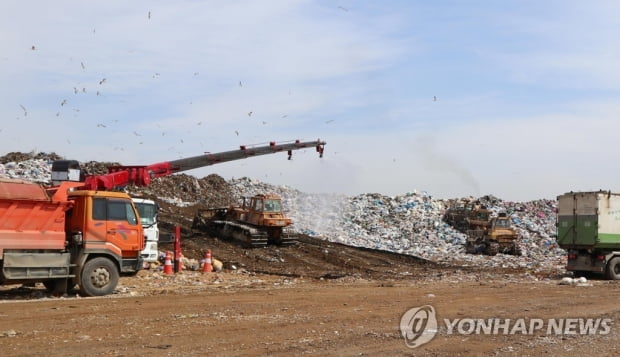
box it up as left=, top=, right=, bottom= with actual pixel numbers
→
left=1, top=235, right=619, bottom=356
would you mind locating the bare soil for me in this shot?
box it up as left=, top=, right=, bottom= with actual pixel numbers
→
left=1, top=235, right=619, bottom=356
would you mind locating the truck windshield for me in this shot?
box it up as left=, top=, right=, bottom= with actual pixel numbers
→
left=135, top=203, right=157, bottom=226
left=263, top=199, right=281, bottom=212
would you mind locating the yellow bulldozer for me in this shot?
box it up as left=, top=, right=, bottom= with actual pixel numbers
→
left=464, top=213, right=521, bottom=256
left=192, top=193, right=296, bottom=247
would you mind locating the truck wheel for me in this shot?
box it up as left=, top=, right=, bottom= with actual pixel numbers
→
left=80, top=257, right=119, bottom=296
left=606, top=257, right=620, bottom=280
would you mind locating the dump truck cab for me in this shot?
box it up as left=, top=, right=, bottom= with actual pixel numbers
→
left=67, top=190, right=144, bottom=271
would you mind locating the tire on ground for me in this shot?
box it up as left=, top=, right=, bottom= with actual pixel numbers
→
left=79, top=257, right=119, bottom=297
left=606, top=257, right=620, bottom=280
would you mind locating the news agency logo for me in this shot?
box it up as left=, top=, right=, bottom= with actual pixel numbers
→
left=399, top=305, right=438, bottom=348
left=400, top=305, right=613, bottom=349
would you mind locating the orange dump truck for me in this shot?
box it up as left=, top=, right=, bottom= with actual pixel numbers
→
left=0, top=178, right=144, bottom=296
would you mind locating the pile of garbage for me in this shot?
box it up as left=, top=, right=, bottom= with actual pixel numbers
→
left=0, top=153, right=565, bottom=273
left=230, top=178, right=564, bottom=272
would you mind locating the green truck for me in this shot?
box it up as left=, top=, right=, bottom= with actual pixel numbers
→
left=557, top=191, right=620, bottom=279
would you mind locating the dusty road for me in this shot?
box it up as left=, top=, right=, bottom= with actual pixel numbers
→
left=1, top=278, right=620, bottom=356
left=1, top=237, right=619, bottom=356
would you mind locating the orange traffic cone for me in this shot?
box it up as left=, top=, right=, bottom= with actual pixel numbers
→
left=163, top=251, right=174, bottom=275
left=202, top=249, right=213, bottom=273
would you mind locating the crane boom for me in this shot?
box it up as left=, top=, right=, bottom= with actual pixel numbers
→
left=79, top=139, right=326, bottom=190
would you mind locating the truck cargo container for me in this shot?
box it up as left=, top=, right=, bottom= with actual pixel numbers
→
left=557, top=191, right=620, bottom=279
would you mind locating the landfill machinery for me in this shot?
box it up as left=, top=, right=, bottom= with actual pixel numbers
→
left=193, top=193, right=296, bottom=247
left=444, top=201, right=521, bottom=256
left=0, top=139, right=325, bottom=296
left=464, top=213, right=521, bottom=256
left=52, top=138, right=325, bottom=264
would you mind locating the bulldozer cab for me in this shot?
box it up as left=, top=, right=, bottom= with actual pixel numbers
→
left=263, top=199, right=281, bottom=213
left=246, top=195, right=283, bottom=214
left=493, top=217, right=510, bottom=228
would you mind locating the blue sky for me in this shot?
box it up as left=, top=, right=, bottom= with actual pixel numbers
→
left=1, top=1, right=620, bottom=201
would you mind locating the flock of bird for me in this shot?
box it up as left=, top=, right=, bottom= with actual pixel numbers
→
left=11, top=6, right=438, bottom=162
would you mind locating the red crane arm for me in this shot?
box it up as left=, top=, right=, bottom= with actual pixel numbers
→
left=82, top=139, right=326, bottom=190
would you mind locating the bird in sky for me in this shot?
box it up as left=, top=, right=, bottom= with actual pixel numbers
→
left=61, top=99, right=67, bottom=106
left=148, top=11, right=151, bottom=19
left=262, top=121, right=267, bottom=125
left=19, top=104, right=27, bottom=116
left=338, top=6, right=348, bottom=11
left=99, top=78, right=106, bottom=85
left=325, top=119, right=335, bottom=124
left=248, top=111, right=253, bottom=117
left=73, top=87, right=78, bottom=94
left=133, top=131, right=141, bottom=136
left=81, top=62, right=85, bottom=69
left=235, top=130, right=239, bottom=136
left=97, top=123, right=106, bottom=128
left=433, top=96, right=438, bottom=101
left=282, top=115, right=288, bottom=118
left=239, top=81, right=242, bottom=87
left=31, top=45, right=36, bottom=50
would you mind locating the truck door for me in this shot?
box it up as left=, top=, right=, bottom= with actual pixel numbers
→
left=93, top=197, right=143, bottom=254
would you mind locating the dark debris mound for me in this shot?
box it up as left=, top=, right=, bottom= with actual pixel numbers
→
left=129, top=173, right=235, bottom=233
left=0, top=152, right=63, bottom=164
left=80, top=161, right=120, bottom=176
left=132, top=173, right=234, bottom=208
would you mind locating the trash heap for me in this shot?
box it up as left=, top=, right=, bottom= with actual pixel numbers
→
left=0, top=159, right=53, bottom=183
left=0, top=154, right=565, bottom=273
left=230, top=179, right=565, bottom=273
